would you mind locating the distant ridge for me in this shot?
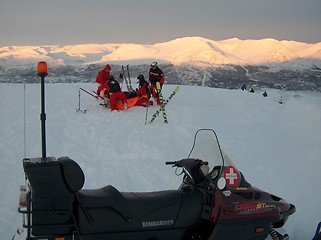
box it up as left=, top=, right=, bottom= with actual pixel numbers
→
left=1, top=37, right=321, bottom=92
left=1, top=36, right=320, bottom=69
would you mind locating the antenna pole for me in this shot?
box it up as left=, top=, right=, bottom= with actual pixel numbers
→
left=37, top=62, right=48, bottom=161
left=23, top=83, right=27, bottom=158
left=40, top=75, right=46, bottom=160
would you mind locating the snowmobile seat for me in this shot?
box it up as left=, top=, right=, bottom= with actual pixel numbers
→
left=58, top=156, right=85, bottom=192
left=23, top=156, right=84, bottom=236
left=77, top=185, right=203, bottom=234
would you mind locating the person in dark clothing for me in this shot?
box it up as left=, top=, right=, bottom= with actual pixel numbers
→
left=108, top=76, right=128, bottom=111
left=148, top=62, right=164, bottom=105
left=135, top=75, right=151, bottom=107
left=98, top=75, right=128, bottom=111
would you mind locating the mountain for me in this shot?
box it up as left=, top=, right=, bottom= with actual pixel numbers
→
left=219, top=38, right=298, bottom=64
left=1, top=37, right=321, bottom=91
left=1, top=36, right=321, bottom=67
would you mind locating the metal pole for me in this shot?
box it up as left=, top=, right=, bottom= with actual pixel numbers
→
left=40, top=76, right=46, bottom=160
left=37, top=61, right=48, bottom=161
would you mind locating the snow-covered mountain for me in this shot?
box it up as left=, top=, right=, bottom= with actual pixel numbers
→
left=1, top=36, right=320, bottom=68
left=1, top=37, right=321, bottom=92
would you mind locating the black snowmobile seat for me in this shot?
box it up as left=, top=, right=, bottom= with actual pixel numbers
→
left=77, top=186, right=183, bottom=234
left=59, top=156, right=85, bottom=192
left=77, top=185, right=203, bottom=234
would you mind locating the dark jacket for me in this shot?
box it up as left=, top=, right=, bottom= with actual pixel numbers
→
left=149, top=67, right=164, bottom=85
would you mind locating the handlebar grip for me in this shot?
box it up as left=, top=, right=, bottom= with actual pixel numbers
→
left=165, top=161, right=176, bottom=165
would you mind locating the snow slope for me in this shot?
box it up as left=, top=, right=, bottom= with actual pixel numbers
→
left=1, top=83, right=321, bottom=239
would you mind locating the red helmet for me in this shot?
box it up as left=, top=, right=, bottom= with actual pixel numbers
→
left=105, top=64, right=111, bottom=70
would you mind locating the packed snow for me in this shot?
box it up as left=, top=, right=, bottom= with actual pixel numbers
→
left=1, top=82, right=321, bottom=239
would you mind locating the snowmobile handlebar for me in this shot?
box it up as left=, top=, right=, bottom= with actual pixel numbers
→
left=165, top=158, right=208, bottom=168
left=166, top=158, right=209, bottom=185
left=165, top=161, right=177, bottom=165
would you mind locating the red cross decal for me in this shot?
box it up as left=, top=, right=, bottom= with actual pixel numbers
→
left=224, top=166, right=239, bottom=188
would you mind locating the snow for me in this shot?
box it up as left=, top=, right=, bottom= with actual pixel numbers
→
left=1, top=82, right=321, bottom=239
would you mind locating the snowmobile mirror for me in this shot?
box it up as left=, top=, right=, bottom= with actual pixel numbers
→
left=217, top=177, right=226, bottom=190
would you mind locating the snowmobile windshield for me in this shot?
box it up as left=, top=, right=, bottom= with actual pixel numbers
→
left=188, top=129, right=236, bottom=176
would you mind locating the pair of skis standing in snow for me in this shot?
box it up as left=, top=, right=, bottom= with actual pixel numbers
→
left=81, top=62, right=179, bottom=124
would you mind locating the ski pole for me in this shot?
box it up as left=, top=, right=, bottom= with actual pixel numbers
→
left=144, top=100, right=149, bottom=125
left=76, top=88, right=87, bottom=113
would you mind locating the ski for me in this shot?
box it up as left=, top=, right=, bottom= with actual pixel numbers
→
left=126, top=65, right=133, bottom=91
left=119, top=73, right=124, bottom=87
left=148, top=85, right=180, bottom=124
left=122, top=65, right=130, bottom=91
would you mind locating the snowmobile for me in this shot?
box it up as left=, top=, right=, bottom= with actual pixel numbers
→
left=15, top=65, right=295, bottom=239
left=15, top=129, right=295, bottom=240
left=313, top=222, right=321, bottom=240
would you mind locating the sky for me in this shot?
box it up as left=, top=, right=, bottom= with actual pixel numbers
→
left=0, top=0, right=320, bottom=47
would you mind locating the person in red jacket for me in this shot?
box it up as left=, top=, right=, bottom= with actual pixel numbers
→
left=96, top=64, right=111, bottom=93
left=135, top=75, right=151, bottom=107
left=98, top=75, right=127, bottom=111
left=148, top=62, right=164, bottom=105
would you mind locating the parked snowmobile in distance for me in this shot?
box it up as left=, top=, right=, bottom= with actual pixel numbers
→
left=16, top=129, right=295, bottom=240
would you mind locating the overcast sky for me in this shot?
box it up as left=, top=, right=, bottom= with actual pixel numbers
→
left=0, top=0, right=320, bottom=47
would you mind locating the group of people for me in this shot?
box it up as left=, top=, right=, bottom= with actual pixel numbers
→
left=95, top=62, right=164, bottom=111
